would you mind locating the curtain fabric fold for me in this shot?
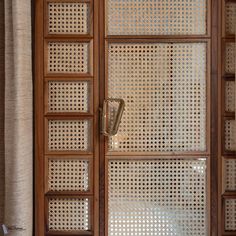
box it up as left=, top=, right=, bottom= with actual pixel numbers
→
left=0, top=0, right=33, bottom=235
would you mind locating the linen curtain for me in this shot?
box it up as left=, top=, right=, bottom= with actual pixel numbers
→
left=0, top=0, right=33, bottom=235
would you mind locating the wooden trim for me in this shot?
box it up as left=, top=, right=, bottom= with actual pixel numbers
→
left=35, top=0, right=45, bottom=235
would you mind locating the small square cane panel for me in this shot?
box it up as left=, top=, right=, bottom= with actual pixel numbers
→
left=225, top=199, right=236, bottom=231
left=108, top=43, right=207, bottom=152
left=224, top=159, right=236, bottom=191
left=106, top=0, right=206, bottom=35
left=225, top=81, right=235, bottom=113
left=47, top=81, right=90, bottom=113
left=48, top=119, right=91, bottom=152
left=108, top=159, right=207, bottom=236
left=225, top=120, right=236, bottom=152
left=47, top=2, right=90, bottom=35
left=47, top=41, right=89, bottom=74
left=48, top=158, right=90, bottom=192
left=48, top=197, right=90, bottom=232
left=225, top=42, right=235, bottom=74
left=225, top=2, right=236, bottom=36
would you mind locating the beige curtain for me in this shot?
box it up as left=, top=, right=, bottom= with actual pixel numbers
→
left=0, top=0, right=33, bottom=235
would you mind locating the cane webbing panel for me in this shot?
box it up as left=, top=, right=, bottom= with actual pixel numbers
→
left=225, top=42, right=235, bottom=74
left=108, top=159, right=207, bottom=236
left=225, top=2, right=236, bottom=35
left=108, top=43, right=206, bottom=152
left=225, top=120, right=236, bottom=151
left=224, top=159, right=236, bottom=191
left=106, top=0, right=206, bottom=35
left=48, top=81, right=89, bottom=113
left=48, top=120, right=90, bottom=151
left=225, top=199, right=236, bottom=231
left=48, top=2, right=89, bottom=35
left=48, top=197, right=90, bottom=231
left=47, top=42, right=89, bottom=74
left=225, top=81, right=235, bottom=113
left=48, top=159, right=89, bottom=191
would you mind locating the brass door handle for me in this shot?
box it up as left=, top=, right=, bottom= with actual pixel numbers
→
left=100, top=98, right=125, bottom=136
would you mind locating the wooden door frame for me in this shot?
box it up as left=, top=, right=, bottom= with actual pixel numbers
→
left=34, top=0, right=221, bottom=235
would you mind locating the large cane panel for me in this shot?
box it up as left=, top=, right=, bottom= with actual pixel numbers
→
left=225, top=81, right=235, bottom=113
left=108, top=159, right=207, bottom=236
left=225, top=42, right=235, bottom=74
left=224, top=120, right=236, bottom=152
left=108, top=43, right=207, bottom=153
left=225, top=2, right=236, bottom=36
left=224, top=159, right=236, bottom=191
left=106, top=0, right=207, bottom=35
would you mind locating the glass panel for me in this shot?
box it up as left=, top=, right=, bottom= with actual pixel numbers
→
left=48, top=158, right=89, bottom=192
left=108, top=43, right=206, bottom=152
left=48, top=2, right=90, bottom=35
left=48, top=197, right=90, bottom=231
left=225, top=199, right=236, bottom=231
left=47, top=42, right=89, bottom=74
left=48, top=81, right=90, bottom=113
left=48, top=119, right=91, bottom=151
left=106, top=0, right=207, bottom=35
left=108, top=159, right=207, bottom=236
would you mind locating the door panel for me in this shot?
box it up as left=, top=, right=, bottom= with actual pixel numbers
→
left=108, top=159, right=207, bottom=236
left=107, top=42, right=207, bottom=153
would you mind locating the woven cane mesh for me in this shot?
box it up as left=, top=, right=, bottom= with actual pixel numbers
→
left=224, top=159, right=236, bottom=191
left=108, top=43, right=206, bottom=152
left=225, top=120, right=236, bottom=151
left=108, top=159, right=207, bottom=236
left=106, top=0, right=206, bottom=35
left=225, top=81, right=235, bottom=113
left=47, top=42, right=89, bottom=74
left=225, top=2, right=236, bottom=35
left=225, top=42, right=235, bottom=74
left=225, top=199, right=236, bottom=231
left=48, top=81, right=89, bottom=113
left=48, top=120, right=90, bottom=151
left=48, top=197, right=90, bottom=231
left=48, top=159, right=89, bottom=191
left=48, top=2, right=89, bottom=34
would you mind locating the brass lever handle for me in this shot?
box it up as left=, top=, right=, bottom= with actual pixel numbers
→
left=101, top=98, right=125, bottom=136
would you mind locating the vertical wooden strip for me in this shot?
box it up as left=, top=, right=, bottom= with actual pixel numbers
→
left=35, top=0, right=45, bottom=235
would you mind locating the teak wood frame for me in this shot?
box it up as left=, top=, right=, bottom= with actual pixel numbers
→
left=34, top=0, right=221, bottom=235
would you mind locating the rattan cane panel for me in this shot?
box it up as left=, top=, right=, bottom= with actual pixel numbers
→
left=108, top=159, right=207, bottom=236
left=106, top=0, right=206, bottom=35
left=48, top=120, right=90, bottom=151
left=47, top=42, right=89, bottom=74
left=48, top=81, right=89, bottom=113
left=48, top=197, right=90, bottom=231
left=224, top=159, right=236, bottom=191
left=225, top=81, right=235, bottom=113
left=108, top=43, right=206, bottom=152
left=225, top=43, right=235, bottom=74
left=225, top=199, right=236, bottom=231
left=48, top=159, right=89, bottom=191
left=48, top=2, right=89, bottom=34
left=225, top=120, right=236, bottom=151
left=225, top=2, right=236, bottom=35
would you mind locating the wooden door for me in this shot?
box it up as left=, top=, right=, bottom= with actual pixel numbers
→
left=34, top=0, right=221, bottom=235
